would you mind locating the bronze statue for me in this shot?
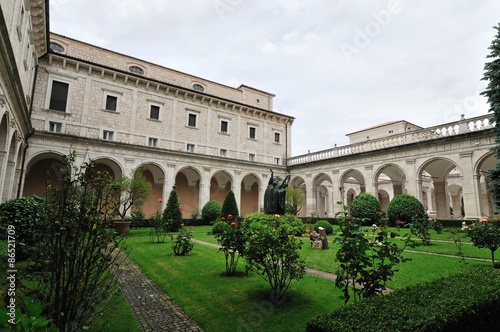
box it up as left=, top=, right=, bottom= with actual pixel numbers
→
left=264, top=169, right=290, bottom=214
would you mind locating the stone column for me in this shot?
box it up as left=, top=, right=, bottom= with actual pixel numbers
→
left=460, top=152, right=481, bottom=219
left=199, top=167, right=211, bottom=212
left=434, top=181, right=448, bottom=219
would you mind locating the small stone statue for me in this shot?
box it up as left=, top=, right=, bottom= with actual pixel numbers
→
left=263, top=169, right=290, bottom=215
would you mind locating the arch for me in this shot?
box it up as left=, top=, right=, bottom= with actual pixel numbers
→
left=312, top=173, right=334, bottom=217
left=240, top=173, right=261, bottom=216
left=289, top=176, right=306, bottom=216
left=23, top=152, right=66, bottom=196
left=175, top=166, right=202, bottom=219
left=137, top=162, right=166, bottom=218
left=374, top=163, right=407, bottom=204
left=340, top=169, right=366, bottom=206
left=475, top=151, right=496, bottom=218
left=93, top=157, right=124, bottom=179
left=418, top=157, right=462, bottom=219
left=210, top=170, right=234, bottom=206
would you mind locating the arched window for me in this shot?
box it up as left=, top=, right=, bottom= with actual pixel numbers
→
left=128, top=65, right=144, bottom=75
left=192, top=83, right=204, bottom=92
left=50, top=42, right=65, bottom=53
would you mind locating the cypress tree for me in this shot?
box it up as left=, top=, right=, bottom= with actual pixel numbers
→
left=163, top=187, right=183, bottom=231
left=481, top=23, right=500, bottom=211
left=221, top=190, right=239, bottom=218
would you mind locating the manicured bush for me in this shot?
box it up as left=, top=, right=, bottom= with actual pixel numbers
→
left=0, top=195, right=47, bottom=259
left=172, top=226, right=194, bottom=256
left=314, top=220, right=334, bottom=235
left=221, top=191, right=239, bottom=218
left=386, top=194, right=427, bottom=225
left=201, top=200, right=222, bottom=224
left=212, top=220, right=229, bottom=235
left=349, top=193, right=382, bottom=225
left=306, top=266, right=500, bottom=332
left=163, top=187, right=183, bottom=232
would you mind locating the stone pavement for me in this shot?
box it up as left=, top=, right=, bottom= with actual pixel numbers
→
left=112, top=249, right=204, bottom=332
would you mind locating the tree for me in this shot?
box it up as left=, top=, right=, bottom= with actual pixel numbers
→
left=481, top=23, right=500, bottom=211
left=221, top=190, right=239, bottom=218
left=468, top=219, right=500, bottom=266
left=201, top=200, right=222, bottom=224
left=163, top=187, right=183, bottom=232
left=111, top=167, right=152, bottom=221
left=285, top=186, right=303, bottom=215
left=386, top=194, right=427, bottom=225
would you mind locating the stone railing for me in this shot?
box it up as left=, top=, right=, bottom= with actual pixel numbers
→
left=287, top=114, right=493, bottom=165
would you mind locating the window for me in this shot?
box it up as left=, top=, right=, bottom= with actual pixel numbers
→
left=49, top=81, right=69, bottom=112
left=192, top=83, right=204, bottom=92
left=187, top=144, right=195, bottom=152
left=249, top=154, right=255, bottom=162
left=50, top=42, right=65, bottom=53
left=249, top=126, right=256, bottom=139
left=150, top=105, right=160, bottom=120
left=188, top=113, right=197, bottom=127
left=220, top=120, right=228, bottom=133
left=129, top=65, right=144, bottom=75
left=105, top=95, right=117, bottom=111
left=274, top=132, right=281, bottom=143
left=148, top=137, right=158, bottom=147
left=103, top=130, right=114, bottom=141
left=274, top=157, right=280, bottom=165
left=49, top=122, right=62, bottom=133
left=388, top=130, right=394, bottom=134
left=220, top=149, right=227, bottom=157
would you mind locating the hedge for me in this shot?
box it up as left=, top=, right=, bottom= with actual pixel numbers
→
left=306, top=266, right=500, bottom=332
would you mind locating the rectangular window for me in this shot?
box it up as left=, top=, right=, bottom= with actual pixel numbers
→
left=150, top=105, right=160, bottom=120
left=49, top=81, right=69, bottom=112
left=249, top=126, right=256, bottom=139
left=103, top=130, right=114, bottom=141
left=274, top=132, right=281, bottom=143
left=49, top=122, right=62, bottom=133
left=274, top=157, right=280, bottom=165
left=105, top=95, right=117, bottom=111
left=148, top=137, right=158, bottom=147
left=187, top=143, right=195, bottom=152
left=220, top=120, right=228, bottom=133
left=220, top=149, right=227, bottom=157
left=249, top=153, right=255, bottom=162
left=188, top=113, right=197, bottom=127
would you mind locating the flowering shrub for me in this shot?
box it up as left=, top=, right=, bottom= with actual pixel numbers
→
left=215, top=214, right=246, bottom=276
left=244, top=213, right=306, bottom=299
left=334, top=206, right=413, bottom=304
left=172, top=225, right=194, bottom=256
left=467, top=219, right=500, bottom=266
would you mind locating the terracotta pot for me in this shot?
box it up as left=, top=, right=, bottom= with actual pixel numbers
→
left=113, top=221, right=131, bottom=236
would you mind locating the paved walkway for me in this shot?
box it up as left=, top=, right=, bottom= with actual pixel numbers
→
left=112, top=249, right=204, bottom=332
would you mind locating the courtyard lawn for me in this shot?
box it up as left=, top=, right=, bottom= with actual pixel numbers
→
left=121, top=226, right=493, bottom=331
left=124, top=228, right=343, bottom=332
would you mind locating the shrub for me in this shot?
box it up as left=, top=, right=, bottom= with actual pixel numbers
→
left=349, top=193, right=382, bottom=225
left=314, top=220, right=334, bottom=235
left=201, top=200, right=222, bottom=224
left=244, top=212, right=306, bottom=299
left=212, top=220, right=229, bottom=235
left=306, top=266, right=500, bottom=332
left=468, top=219, right=500, bottom=266
left=0, top=195, right=47, bottom=259
left=172, top=225, right=194, bottom=256
left=163, top=187, right=183, bottom=232
left=221, top=191, right=239, bottom=218
left=215, top=214, right=246, bottom=275
left=386, top=194, right=427, bottom=225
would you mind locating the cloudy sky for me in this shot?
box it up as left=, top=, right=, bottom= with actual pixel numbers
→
left=49, top=0, right=499, bottom=156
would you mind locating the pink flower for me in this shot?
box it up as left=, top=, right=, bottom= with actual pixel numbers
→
left=221, top=217, right=225, bottom=221
left=179, top=205, right=184, bottom=212
left=158, top=198, right=164, bottom=203
left=231, top=222, right=236, bottom=227
left=227, top=214, right=233, bottom=220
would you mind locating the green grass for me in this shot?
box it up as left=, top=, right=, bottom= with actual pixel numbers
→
left=120, top=226, right=494, bottom=331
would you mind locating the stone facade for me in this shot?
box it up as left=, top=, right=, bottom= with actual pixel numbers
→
left=0, top=1, right=497, bottom=220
